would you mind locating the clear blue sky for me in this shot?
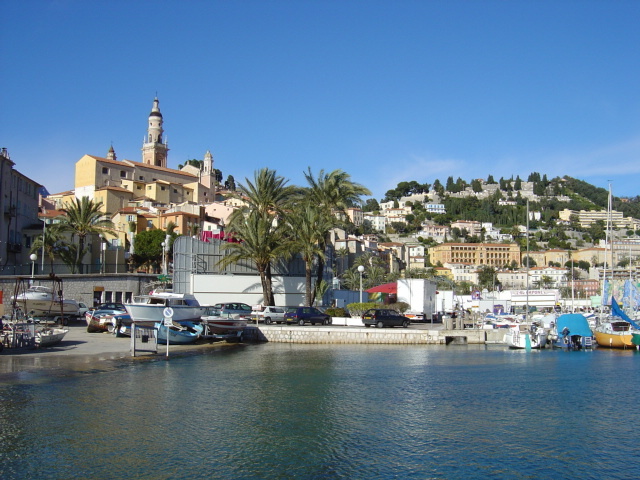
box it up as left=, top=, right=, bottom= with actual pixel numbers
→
left=2, top=0, right=640, bottom=201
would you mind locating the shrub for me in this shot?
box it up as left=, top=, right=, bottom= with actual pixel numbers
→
left=386, top=302, right=410, bottom=313
left=325, top=307, right=347, bottom=317
left=346, top=302, right=378, bottom=317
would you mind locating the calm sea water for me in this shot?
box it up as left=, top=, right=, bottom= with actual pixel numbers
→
left=1, top=344, right=639, bottom=480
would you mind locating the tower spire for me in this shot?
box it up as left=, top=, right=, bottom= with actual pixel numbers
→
left=141, top=96, right=169, bottom=167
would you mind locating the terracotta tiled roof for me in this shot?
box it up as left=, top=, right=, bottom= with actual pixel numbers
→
left=122, top=159, right=198, bottom=178
left=86, top=155, right=127, bottom=167
left=95, top=186, right=133, bottom=193
left=39, top=210, right=66, bottom=219
left=48, top=190, right=75, bottom=196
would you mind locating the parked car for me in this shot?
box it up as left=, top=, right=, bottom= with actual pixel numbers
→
left=251, top=306, right=287, bottom=324
left=91, top=302, right=126, bottom=312
left=212, top=302, right=252, bottom=318
left=77, top=302, right=90, bottom=317
left=85, top=303, right=127, bottom=332
left=362, top=309, right=410, bottom=328
left=284, top=306, right=331, bottom=326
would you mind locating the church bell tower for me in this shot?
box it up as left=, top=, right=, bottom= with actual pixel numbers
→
left=142, top=97, right=169, bottom=167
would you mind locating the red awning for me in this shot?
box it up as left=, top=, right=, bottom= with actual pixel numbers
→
left=366, top=282, right=397, bottom=294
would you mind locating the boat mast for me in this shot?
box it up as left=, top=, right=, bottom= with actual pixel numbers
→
left=571, top=253, right=575, bottom=313
left=601, top=183, right=611, bottom=308
left=526, top=199, right=529, bottom=321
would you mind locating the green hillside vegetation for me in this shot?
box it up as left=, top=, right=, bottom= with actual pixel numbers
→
left=365, top=173, right=640, bottom=242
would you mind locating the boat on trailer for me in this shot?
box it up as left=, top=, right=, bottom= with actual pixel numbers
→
left=155, top=321, right=203, bottom=345
left=548, top=313, right=594, bottom=350
left=125, top=291, right=206, bottom=324
left=200, top=306, right=248, bottom=336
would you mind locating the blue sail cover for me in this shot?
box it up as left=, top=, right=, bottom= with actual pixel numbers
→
left=611, top=297, right=640, bottom=330
left=556, top=314, right=594, bottom=337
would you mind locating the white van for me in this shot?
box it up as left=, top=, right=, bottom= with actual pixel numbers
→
left=251, top=306, right=286, bottom=324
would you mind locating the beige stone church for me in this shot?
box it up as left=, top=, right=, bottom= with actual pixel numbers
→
left=74, top=97, right=218, bottom=212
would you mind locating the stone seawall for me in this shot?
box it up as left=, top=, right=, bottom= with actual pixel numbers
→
left=242, top=325, right=494, bottom=345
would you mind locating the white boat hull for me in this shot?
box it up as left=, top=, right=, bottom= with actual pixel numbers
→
left=125, top=304, right=207, bottom=323
left=35, top=327, right=69, bottom=347
left=503, top=326, right=548, bottom=349
left=11, top=297, right=80, bottom=317
left=201, top=316, right=247, bottom=334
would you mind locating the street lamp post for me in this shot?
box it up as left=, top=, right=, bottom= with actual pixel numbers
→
left=30, top=253, right=37, bottom=279
left=98, top=234, right=104, bottom=273
left=161, top=241, right=166, bottom=274
left=358, top=265, right=365, bottom=303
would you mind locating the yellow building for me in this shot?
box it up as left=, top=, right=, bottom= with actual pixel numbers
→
left=429, top=242, right=521, bottom=267
left=571, top=247, right=607, bottom=266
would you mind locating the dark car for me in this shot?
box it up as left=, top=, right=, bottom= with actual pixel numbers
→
left=362, top=309, right=410, bottom=328
left=284, top=306, right=331, bottom=326
left=91, top=302, right=126, bottom=312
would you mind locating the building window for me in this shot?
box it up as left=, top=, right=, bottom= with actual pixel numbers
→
left=139, top=176, right=144, bottom=181
left=102, top=167, right=108, bottom=174
left=120, top=171, right=126, bottom=178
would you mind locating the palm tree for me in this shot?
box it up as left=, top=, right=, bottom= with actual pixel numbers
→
left=57, top=197, right=116, bottom=273
left=30, top=223, right=63, bottom=273
left=335, top=247, right=350, bottom=276
left=286, top=203, right=336, bottom=306
left=341, top=268, right=361, bottom=291
left=222, top=168, right=298, bottom=303
left=218, top=210, right=289, bottom=305
left=303, top=168, right=371, bottom=297
left=230, top=167, right=298, bottom=221
left=57, top=243, right=86, bottom=274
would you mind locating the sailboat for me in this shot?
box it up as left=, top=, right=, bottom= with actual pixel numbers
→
left=594, top=185, right=640, bottom=348
left=504, top=200, right=548, bottom=349
left=594, top=297, right=640, bottom=348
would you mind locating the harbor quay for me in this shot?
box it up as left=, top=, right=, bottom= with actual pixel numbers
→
left=242, top=322, right=500, bottom=345
left=1, top=320, right=505, bottom=378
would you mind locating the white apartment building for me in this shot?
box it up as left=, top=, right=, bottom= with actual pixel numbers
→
left=496, top=270, right=528, bottom=290
left=445, top=263, right=479, bottom=284
left=363, top=214, right=386, bottom=233
left=346, top=207, right=364, bottom=227
left=451, top=220, right=482, bottom=237
left=425, top=203, right=446, bottom=214
left=417, top=224, right=450, bottom=241
left=528, top=266, right=568, bottom=289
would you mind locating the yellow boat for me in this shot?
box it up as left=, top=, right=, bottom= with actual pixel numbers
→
left=594, top=320, right=636, bottom=348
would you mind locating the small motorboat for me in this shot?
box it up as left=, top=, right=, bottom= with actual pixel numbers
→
left=155, top=321, right=203, bottom=345
left=503, top=322, right=548, bottom=349
left=125, top=291, right=207, bottom=323
left=10, top=276, right=81, bottom=319
left=200, top=306, right=248, bottom=335
left=548, top=313, right=594, bottom=350
left=34, top=326, right=69, bottom=347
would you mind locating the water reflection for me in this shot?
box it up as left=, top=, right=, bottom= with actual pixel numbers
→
left=0, top=344, right=638, bottom=479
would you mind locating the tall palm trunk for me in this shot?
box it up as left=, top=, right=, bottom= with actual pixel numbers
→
left=305, top=261, right=314, bottom=306
left=312, top=235, right=328, bottom=305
